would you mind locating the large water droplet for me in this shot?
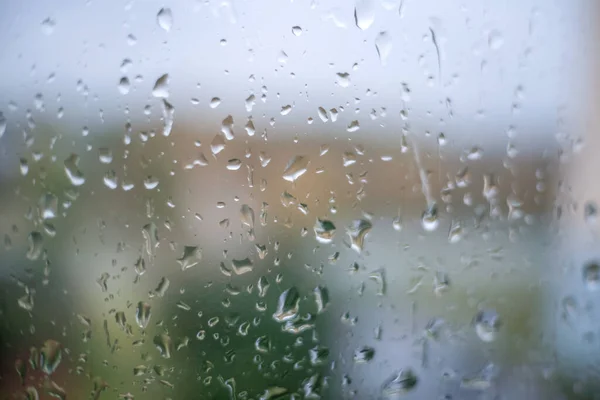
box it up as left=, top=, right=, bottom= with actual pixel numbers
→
left=346, top=219, right=372, bottom=253
left=273, top=287, right=300, bottom=322
left=583, top=261, right=600, bottom=291
left=314, top=218, right=336, bottom=243
left=381, top=369, right=418, bottom=397
left=135, top=301, right=151, bottom=329
left=353, top=346, right=375, bottom=363
left=26, top=231, right=44, bottom=260
left=232, top=258, right=254, bottom=275
left=282, top=156, right=309, bottom=182
left=354, top=0, right=375, bottom=30
left=157, top=8, right=173, bottom=32
left=153, top=333, right=173, bottom=358
left=177, top=246, right=202, bottom=270
left=421, top=204, right=439, bottom=232
left=152, top=74, right=170, bottom=98
left=162, top=99, right=174, bottom=137
left=221, top=115, right=235, bottom=140
left=118, top=77, right=130, bottom=95
left=474, top=309, right=501, bottom=342
left=40, top=339, right=62, bottom=375
left=375, top=31, right=392, bottom=66
left=240, top=204, right=255, bottom=228
left=313, top=285, right=329, bottom=313
left=63, top=154, right=85, bottom=186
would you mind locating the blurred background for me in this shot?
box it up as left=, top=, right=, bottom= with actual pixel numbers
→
left=0, top=0, right=598, bottom=398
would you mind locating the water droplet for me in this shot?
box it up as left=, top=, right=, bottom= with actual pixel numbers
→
left=488, top=30, right=504, bottom=50
left=353, top=346, right=375, bottom=363
left=153, top=333, right=173, bottom=358
left=584, top=201, right=597, bottom=224
left=381, top=369, right=418, bottom=397
left=210, top=97, right=221, bottom=108
left=162, top=99, right=174, bottom=137
left=281, top=105, right=293, bottom=115
left=314, top=218, right=336, bottom=244
left=152, top=74, right=170, bottom=98
left=369, top=269, right=386, bottom=296
left=460, top=363, right=498, bottom=390
left=336, top=72, right=351, bottom=88
left=421, top=204, right=439, bottom=232
left=346, top=219, right=372, bottom=253
left=135, top=302, right=151, bottom=329
left=211, top=133, right=226, bottom=155
left=40, top=339, right=62, bottom=374
left=354, top=0, right=375, bottom=30
left=245, top=118, right=255, bottom=136
left=317, top=107, right=328, bottom=122
left=98, top=148, right=112, bottom=164
left=309, top=345, right=330, bottom=365
left=282, top=156, right=309, bottom=182
left=143, top=176, right=159, bottom=190
left=273, top=287, right=300, bottom=322
left=232, top=258, right=254, bottom=275
left=63, top=154, right=85, bottom=186
left=0, top=112, right=6, bottom=138
left=177, top=246, right=201, bottom=270
left=292, top=26, right=303, bottom=36
left=392, top=216, right=402, bottom=231
left=115, top=311, right=127, bottom=330
left=221, top=115, right=235, bottom=140
left=118, top=77, right=130, bottom=94
left=347, top=120, right=360, bottom=132
left=375, top=31, right=392, bottom=66
left=41, top=18, right=56, bottom=35
left=583, top=262, right=600, bottom=291
left=227, top=159, right=242, bottom=171
left=157, top=8, right=173, bottom=32
left=38, top=193, right=58, bottom=220
left=240, top=204, right=255, bottom=228
left=26, top=231, right=44, bottom=260
left=313, top=286, right=329, bottom=313
left=474, top=309, right=501, bottom=342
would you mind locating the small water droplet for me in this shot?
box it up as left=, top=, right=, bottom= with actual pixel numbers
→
left=292, top=26, right=303, bottom=36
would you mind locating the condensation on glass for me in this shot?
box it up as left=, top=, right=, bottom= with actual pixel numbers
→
left=0, top=0, right=597, bottom=399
